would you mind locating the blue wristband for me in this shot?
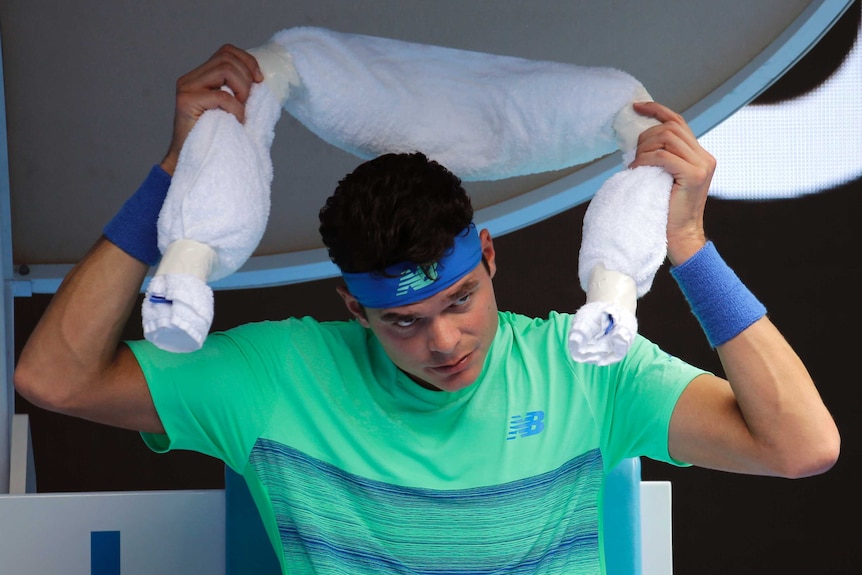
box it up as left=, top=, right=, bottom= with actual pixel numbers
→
left=103, top=165, right=171, bottom=266
left=670, top=241, right=766, bottom=347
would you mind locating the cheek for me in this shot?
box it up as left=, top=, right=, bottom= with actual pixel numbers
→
left=478, top=294, right=498, bottom=331
left=377, top=331, right=424, bottom=364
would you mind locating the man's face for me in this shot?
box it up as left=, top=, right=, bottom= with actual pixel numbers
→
left=339, top=229, right=499, bottom=392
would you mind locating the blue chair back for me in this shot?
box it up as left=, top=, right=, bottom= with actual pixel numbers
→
left=603, top=457, right=643, bottom=575
left=226, top=457, right=642, bottom=575
left=225, top=468, right=280, bottom=574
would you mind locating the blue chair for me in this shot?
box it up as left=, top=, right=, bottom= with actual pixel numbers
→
left=225, top=468, right=281, bottom=575
left=603, top=457, right=643, bottom=575
left=226, top=457, right=643, bottom=575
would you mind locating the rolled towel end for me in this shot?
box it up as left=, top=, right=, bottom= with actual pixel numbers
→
left=249, top=41, right=301, bottom=105
left=142, top=273, right=215, bottom=353
left=568, top=301, right=638, bottom=366
left=569, top=264, right=637, bottom=365
left=612, top=87, right=661, bottom=156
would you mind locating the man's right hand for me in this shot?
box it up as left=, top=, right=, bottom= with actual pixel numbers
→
left=161, top=44, right=263, bottom=175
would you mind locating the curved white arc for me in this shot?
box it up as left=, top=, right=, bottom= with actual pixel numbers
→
left=701, top=20, right=862, bottom=199
left=14, top=2, right=855, bottom=293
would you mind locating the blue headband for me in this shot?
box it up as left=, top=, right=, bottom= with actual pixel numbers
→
left=342, top=224, right=482, bottom=308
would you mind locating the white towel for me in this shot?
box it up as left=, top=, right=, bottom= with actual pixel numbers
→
left=567, top=93, right=673, bottom=365
left=142, top=81, right=283, bottom=352
left=143, top=26, right=667, bottom=354
left=269, top=26, right=646, bottom=181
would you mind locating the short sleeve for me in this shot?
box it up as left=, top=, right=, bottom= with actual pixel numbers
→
left=577, top=335, right=708, bottom=469
left=128, top=320, right=288, bottom=471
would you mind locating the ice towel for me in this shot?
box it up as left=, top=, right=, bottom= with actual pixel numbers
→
left=142, top=80, right=283, bottom=352
left=143, top=26, right=669, bottom=357
left=567, top=163, right=673, bottom=365
left=269, top=27, right=643, bottom=181
left=568, top=95, right=673, bottom=365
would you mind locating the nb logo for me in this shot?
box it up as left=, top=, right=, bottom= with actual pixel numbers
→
left=396, top=263, right=439, bottom=296
left=507, top=411, right=545, bottom=440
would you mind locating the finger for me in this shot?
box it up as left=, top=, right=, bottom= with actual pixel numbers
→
left=629, top=128, right=688, bottom=170
left=642, top=127, right=691, bottom=157
left=633, top=120, right=706, bottom=168
left=632, top=101, right=687, bottom=127
left=177, top=45, right=262, bottom=103
left=633, top=102, right=699, bottom=150
left=217, top=44, right=264, bottom=83
left=631, top=145, right=714, bottom=190
left=630, top=125, right=715, bottom=188
left=209, top=45, right=264, bottom=103
left=176, top=88, right=247, bottom=124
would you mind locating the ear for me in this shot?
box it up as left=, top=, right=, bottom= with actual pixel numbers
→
left=336, top=285, right=370, bottom=327
left=480, top=228, right=497, bottom=279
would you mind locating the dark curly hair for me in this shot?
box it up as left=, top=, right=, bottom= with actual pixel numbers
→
left=319, top=152, right=474, bottom=274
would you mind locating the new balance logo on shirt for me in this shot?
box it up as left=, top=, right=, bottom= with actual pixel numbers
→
left=396, top=263, right=439, bottom=296
left=507, top=411, right=546, bottom=440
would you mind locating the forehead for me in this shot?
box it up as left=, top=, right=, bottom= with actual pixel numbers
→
left=373, top=267, right=484, bottom=319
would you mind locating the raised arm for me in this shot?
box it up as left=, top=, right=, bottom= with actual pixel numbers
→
left=629, top=101, right=840, bottom=478
left=13, top=45, right=263, bottom=434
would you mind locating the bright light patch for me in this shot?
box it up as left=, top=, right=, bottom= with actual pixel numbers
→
left=700, top=22, right=862, bottom=200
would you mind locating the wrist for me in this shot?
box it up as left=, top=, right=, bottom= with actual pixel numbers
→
left=160, top=152, right=179, bottom=176
left=102, top=165, right=172, bottom=266
left=666, top=230, right=707, bottom=267
left=671, top=241, right=766, bottom=347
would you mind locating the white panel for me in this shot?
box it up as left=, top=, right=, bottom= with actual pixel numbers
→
left=0, top=490, right=225, bottom=575
left=8, top=414, right=35, bottom=494
left=641, top=481, right=674, bottom=575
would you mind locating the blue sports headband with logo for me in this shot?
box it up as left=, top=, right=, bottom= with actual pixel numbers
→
left=342, top=224, right=482, bottom=309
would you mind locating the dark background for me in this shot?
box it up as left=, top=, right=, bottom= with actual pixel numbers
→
left=12, top=3, right=861, bottom=573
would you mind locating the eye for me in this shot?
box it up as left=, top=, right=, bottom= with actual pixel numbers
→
left=452, top=293, right=472, bottom=307
left=394, top=317, right=417, bottom=328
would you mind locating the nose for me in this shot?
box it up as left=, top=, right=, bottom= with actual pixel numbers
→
left=427, top=315, right=460, bottom=354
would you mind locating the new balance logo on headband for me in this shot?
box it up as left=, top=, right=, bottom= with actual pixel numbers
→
left=341, top=223, right=482, bottom=309
left=396, top=263, right=439, bottom=296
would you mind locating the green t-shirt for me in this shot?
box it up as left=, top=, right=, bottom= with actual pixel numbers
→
left=129, top=311, right=704, bottom=574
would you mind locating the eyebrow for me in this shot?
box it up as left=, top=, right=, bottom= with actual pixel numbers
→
left=379, top=279, right=480, bottom=322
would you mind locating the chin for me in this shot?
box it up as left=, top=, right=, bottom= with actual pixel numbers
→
left=433, top=370, right=480, bottom=393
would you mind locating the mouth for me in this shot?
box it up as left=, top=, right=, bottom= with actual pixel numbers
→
left=428, top=351, right=473, bottom=375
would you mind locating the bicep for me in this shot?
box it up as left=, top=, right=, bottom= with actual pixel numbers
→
left=73, top=344, right=165, bottom=435
left=667, top=373, right=769, bottom=475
